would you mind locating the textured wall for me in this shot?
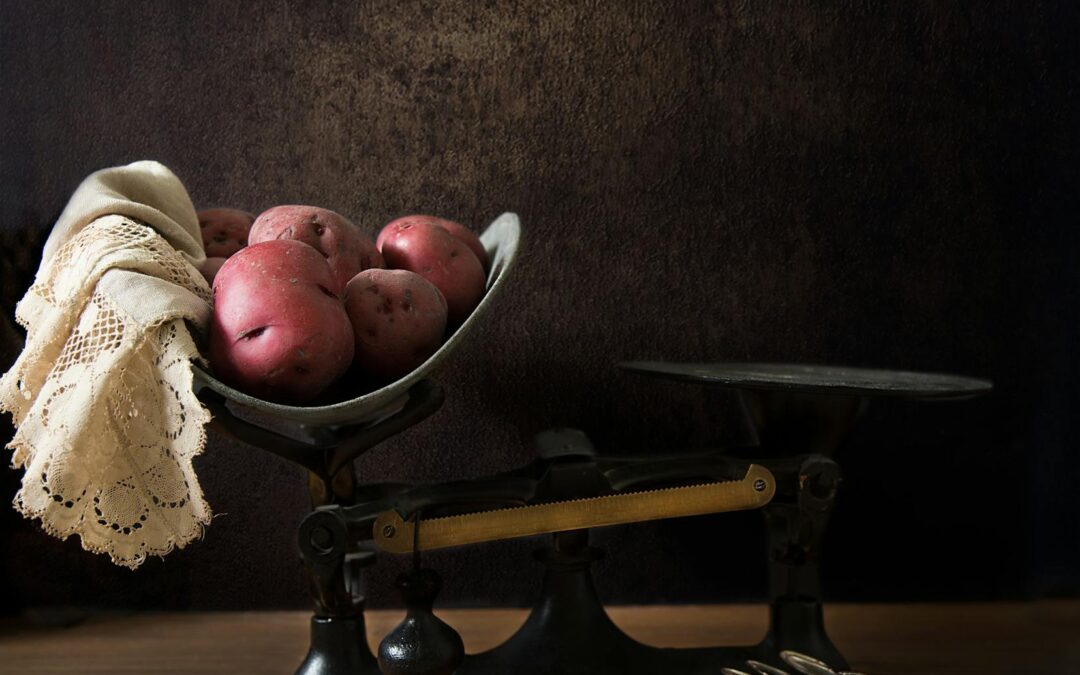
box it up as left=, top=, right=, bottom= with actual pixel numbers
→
left=1, top=1, right=1077, bottom=611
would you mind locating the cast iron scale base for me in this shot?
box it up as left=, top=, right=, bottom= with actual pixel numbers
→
left=200, top=362, right=990, bottom=675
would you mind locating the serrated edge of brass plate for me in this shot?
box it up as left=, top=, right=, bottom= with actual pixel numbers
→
left=374, top=464, right=775, bottom=554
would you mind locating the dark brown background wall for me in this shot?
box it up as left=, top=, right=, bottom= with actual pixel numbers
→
left=1, top=1, right=1077, bottom=611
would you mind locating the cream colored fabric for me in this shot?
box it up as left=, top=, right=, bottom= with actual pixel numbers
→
left=0, top=161, right=214, bottom=568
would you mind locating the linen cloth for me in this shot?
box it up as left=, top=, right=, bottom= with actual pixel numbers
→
left=0, top=161, right=214, bottom=568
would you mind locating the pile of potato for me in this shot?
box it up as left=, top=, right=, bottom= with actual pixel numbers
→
left=198, top=206, right=488, bottom=404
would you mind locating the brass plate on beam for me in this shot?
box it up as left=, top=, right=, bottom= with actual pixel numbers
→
left=375, top=464, right=775, bottom=554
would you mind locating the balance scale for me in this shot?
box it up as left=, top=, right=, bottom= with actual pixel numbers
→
left=192, top=214, right=991, bottom=675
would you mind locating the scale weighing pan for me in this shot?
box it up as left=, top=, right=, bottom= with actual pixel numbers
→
left=192, top=212, right=521, bottom=428
left=620, top=361, right=993, bottom=400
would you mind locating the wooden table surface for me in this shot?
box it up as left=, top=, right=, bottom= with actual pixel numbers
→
left=1, top=602, right=1077, bottom=674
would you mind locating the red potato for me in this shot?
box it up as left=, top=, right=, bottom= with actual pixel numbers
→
left=198, top=208, right=254, bottom=258
left=209, top=240, right=354, bottom=404
left=438, top=218, right=489, bottom=270
left=378, top=215, right=489, bottom=270
left=344, top=269, right=448, bottom=380
left=250, top=205, right=383, bottom=294
left=199, top=256, right=228, bottom=285
left=378, top=221, right=486, bottom=326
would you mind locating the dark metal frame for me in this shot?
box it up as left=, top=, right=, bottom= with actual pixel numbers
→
left=199, top=363, right=990, bottom=675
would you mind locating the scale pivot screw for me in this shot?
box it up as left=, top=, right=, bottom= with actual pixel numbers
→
left=753, top=479, right=767, bottom=492
left=309, top=525, right=334, bottom=554
left=382, top=524, right=396, bottom=538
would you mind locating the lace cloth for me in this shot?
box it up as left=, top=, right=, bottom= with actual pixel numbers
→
left=0, top=161, right=214, bottom=568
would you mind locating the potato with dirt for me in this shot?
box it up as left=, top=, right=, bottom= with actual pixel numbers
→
left=199, top=208, right=254, bottom=258
left=344, top=268, right=448, bottom=380
left=377, top=219, right=486, bottom=326
left=249, top=205, right=382, bottom=294
left=209, top=239, right=354, bottom=404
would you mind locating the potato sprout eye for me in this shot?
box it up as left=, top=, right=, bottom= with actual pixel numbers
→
left=238, top=325, right=268, bottom=340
